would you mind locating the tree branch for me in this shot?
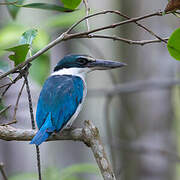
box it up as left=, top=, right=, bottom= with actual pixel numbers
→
left=88, top=79, right=180, bottom=97
left=0, top=120, right=116, bottom=180
left=0, top=10, right=165, bottom=80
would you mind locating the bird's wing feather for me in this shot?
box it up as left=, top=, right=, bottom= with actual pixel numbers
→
left=36, top=75, right=84, bottom=131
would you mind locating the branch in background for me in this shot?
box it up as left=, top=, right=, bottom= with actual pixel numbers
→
left=0, top=10, right=165, bottom=80
left=0, top=120, right=116, bottom=180
left=0, top=162, right=8, bottom=180
left=104, top=96, right=117, bottom=170
left=88, top=79, right=180, bottom=97
left=109, top=138, right=180, bottom=163
left=11, top=80, right=25, bottom=123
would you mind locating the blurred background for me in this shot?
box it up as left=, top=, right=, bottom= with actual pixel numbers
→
left=0, top=0, right=180, bottom=180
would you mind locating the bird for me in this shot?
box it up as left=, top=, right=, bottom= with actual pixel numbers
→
left=30, top=54, right=126, bottom=145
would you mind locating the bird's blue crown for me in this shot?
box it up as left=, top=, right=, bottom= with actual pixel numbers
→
left=54, top=54, right=93, bottom=71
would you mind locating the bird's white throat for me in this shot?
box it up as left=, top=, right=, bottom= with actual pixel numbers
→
left=51, top=67, right=90, bottom=80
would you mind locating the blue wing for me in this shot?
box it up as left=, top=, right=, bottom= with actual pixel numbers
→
left=30, top=75, right=84, bottom=145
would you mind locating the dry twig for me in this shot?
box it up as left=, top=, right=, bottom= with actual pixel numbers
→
left=12, top=80, right=25, bottom=122
left=0, top=105, right=11, bottom=116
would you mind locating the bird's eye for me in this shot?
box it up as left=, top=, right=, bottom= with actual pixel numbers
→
left=77, top=58, right=88, bottom=65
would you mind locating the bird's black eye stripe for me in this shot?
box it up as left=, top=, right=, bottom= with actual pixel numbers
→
left=77, top=58, right=88, bottom=65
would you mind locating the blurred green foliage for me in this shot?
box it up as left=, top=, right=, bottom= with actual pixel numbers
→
left=9, top=163, right=100, bottom=180
left=45, top=9, right=85, bottom=28
left=0, top=24, right=25, bottom=55
left=29, top=53, right=50, bottom=85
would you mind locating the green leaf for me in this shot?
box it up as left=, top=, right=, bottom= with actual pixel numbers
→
left=167, top=28, right=180, bottom=61
left=19, top=29, right=38, bottom=45
left=20, top=3, right=73, bottom=12
left=6, top=44, right=30, bottom=66
left=29, top=53, right=50, bottom=85
left=61, top=0, right=82, bottom=10
left=5, top=0, right=24, bottom=19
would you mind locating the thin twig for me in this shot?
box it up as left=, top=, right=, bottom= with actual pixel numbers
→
left=0, top=105, right=11, bottom=116
left=78, top=34, right=169, bottom=45
left=0, top=162, right=8, bottom=180
left=66, top=10, right=118, bottom=33
left=73, top=11, right=162, bottom=36
left=0, top=120, right=17, bottom=126
left=111, top=10, right=168, bottom=44
left=23, top=68, right=42, bottom=180
left=12, top=80, right=25, bottom=122
left=0, top=83, right=12, bottom=89
left=1, top=72, right=24, bottom=97
left=83, top=0, right=90, bottom=31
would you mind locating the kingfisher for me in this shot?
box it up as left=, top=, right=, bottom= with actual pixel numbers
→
left=30, top=54, right=126, bottom=145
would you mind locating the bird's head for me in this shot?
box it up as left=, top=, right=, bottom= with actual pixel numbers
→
left=54, top=54, right=126, bottom=71
left=53, top=54, right=126, bottom=77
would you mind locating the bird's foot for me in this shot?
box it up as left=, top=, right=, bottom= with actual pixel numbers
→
left=63, top=124, right=76, bottom=131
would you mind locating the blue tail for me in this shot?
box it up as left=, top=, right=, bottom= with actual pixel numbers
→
left=30, top=113, right=55, bottom=145
left=30, top=128, right=51, bottom=145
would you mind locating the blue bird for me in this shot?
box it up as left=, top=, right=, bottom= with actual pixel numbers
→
left=30, top=54, right=126, bottom=145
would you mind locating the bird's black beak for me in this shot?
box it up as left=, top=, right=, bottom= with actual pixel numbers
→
left=87, top=59, right=127, bottom=70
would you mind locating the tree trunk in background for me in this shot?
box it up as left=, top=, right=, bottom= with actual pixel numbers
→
left=113, top=1, right=176, bottom=180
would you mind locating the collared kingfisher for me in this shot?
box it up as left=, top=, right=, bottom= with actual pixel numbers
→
left=30, top=54, right=126, bottom=145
